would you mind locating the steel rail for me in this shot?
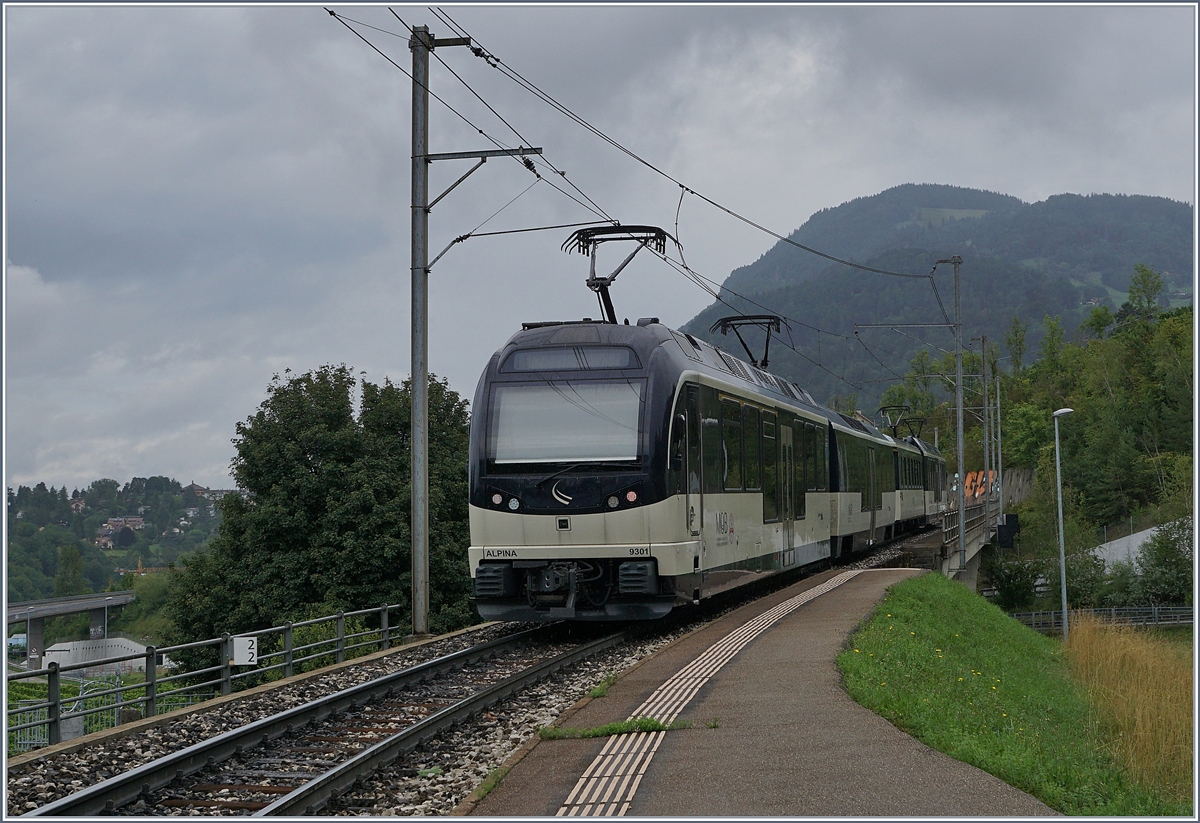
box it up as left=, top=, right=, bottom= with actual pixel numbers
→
left=254, top=628, right=629, bottom=816
left=23, top=627, right=549, bottom=817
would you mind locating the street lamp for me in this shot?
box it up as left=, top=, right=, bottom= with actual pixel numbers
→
left=1053, top=408, right=1074, bottom=643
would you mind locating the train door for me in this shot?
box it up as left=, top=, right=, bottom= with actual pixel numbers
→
left=780, top=425, right=795, bottom=549
left=868, top=447, right=879, bottom=544
left=684, top=385, right=702, bottom=539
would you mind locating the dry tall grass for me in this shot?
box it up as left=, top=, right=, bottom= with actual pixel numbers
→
left=1066, top=614, right=1194, bottom=801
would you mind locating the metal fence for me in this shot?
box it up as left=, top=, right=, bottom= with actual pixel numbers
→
left=6, top=602, right=407, bottom=754
left=942, top=502, right=989, bottom=552
left=1010, top=606, right=1193, bottom=633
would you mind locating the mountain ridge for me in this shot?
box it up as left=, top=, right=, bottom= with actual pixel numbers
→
left=681, top=184, right=1193, bottom=407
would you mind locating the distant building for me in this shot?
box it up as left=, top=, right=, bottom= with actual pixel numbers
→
left=106, top=516, right=144, bottom=530
left=185, top=482, right=245, bottom=502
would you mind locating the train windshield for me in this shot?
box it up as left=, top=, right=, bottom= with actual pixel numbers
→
left=487, top=380, right=645, bottom=465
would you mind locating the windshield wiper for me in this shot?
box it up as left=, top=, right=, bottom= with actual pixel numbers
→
left=535, top=461, right=640, bottom=488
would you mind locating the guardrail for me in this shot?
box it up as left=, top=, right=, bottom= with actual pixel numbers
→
left=1010, top=606, right=1193, bottom=633
left=6, top=602, right=407, bottom=754
left=942, top=501, right=990, bottom=551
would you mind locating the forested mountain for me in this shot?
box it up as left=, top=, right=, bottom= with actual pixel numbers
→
left=682, top=184, right=1193, bottom=408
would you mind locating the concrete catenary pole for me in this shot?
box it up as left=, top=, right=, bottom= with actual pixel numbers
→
left=939, top=256, right=966, bottom=570
left=996, top=376, right=1004, bottom=520
left=1053, top=407, right=1074, bottom=642
left=981, top=335, right=991, bottom=537
left=410, top=26, right=431, bottom=636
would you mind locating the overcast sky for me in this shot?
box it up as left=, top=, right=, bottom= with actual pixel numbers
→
left=4, top=3, right=1196, bottom=493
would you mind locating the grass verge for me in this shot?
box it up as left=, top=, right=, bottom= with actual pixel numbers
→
left=837, top=572, right=1190, bottom=816
left=539, top=716, right=691, bottom=740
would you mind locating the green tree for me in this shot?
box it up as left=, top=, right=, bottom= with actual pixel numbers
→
left=1136, top=519, right=1193, bottom=606
left=1081, top=305, right=1114, bottom=339
left=164, top=366, right=475, bottom=644
left=1039, top=315, right=1064, bottom=369
left=984, top=553, right=1042, bottom=612
left=1005, top=316, right=1028, bottom=373
left=53, top=544, right=90, bottom=597
left=1126, top=263, right=1164, bottom=318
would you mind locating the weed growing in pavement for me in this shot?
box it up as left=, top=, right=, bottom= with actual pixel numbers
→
left=1066, top=614, right=1193, bottom=803
left=539, top=716, right=691, bottom=740
left=837, top=572, right=1190, bottom=816
left=705, top=718, right=720, bottom=729
left=471, top=765, right=510, bottom=800
left=589, top=672, right=619, bottom=698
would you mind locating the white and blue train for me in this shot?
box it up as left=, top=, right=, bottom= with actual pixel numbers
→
left=466, top=316, right=947, bottom=622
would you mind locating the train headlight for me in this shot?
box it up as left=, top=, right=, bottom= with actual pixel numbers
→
left=507, top=497, right=520, bottom=511
left=607, top=495, right=620, bottom=509
left=492, top=493, right=503, bottom=506
left=625, top=490, right=638, bottom=503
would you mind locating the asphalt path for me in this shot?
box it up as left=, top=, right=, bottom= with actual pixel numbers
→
left=463, top=567, right=1058, bottom=817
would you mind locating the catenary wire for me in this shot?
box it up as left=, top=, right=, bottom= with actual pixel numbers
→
left=354, top=7, right=944, bottom=375
left=337, top=9, right=893, bottom=400
left=440, top=8, right=931, bottom=282
left=328, top=9, right=613, bottom=223
left=391, top=8, right=616, bottom=223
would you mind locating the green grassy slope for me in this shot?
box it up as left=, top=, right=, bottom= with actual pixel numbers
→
left=837, top=573, right=1190, bottom=816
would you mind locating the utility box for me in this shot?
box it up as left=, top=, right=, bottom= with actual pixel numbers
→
left=997, top=513, right=1021, bottom=549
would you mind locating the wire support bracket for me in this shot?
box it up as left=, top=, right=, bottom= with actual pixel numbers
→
left=709, top=315, right=783, bottom=369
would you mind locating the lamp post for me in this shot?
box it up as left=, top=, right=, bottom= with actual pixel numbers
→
left=1053, top=408, right=1074, bottom=643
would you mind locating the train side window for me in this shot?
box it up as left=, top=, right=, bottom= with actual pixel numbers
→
left=816, top=426, right=828, bottom=491
left=744, top=405, right=762, bottom=491
left=701, top=386, right=723, bottom=495
left=762, top=410, right=778, bottom=521
left=721, top=399, right=743, bottom=491
left=880, top=446, right=895, bottom=498
left=805, top=423, right=818, bottom=492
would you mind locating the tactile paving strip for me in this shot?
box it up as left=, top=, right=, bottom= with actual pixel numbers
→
left=556, top=570, right=863, bottom=816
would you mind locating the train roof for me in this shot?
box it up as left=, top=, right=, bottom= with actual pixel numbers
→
left=502, top=318, right=891, bottom=436
left=907, top=436, right=944, bottom=459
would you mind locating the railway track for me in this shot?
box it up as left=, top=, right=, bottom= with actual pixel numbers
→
left=23, top=626, right=629, bottom=817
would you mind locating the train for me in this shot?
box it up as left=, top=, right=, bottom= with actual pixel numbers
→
left=466, top=315, right=948, bottom=622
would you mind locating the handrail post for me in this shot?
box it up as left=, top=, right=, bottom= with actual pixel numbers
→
left=47, top=662, right=61, bottom=745
left=145, top=646, right=158, bottom=718
left=220, top=634, right=232, bottom=696
left=283, top=622, right=294, bottom=678
left=380, top=605, right=390, bottom=651
left=336, top=612, right=346, bottom=664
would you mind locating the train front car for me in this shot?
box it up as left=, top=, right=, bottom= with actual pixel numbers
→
left=468, top=319, right=689, bottom=621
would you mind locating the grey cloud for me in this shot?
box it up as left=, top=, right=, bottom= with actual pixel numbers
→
left=4, top=4, right=1193, bottom=491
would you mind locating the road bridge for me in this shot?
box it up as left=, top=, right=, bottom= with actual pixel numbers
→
left=6, top=591, right=136, bottom=670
